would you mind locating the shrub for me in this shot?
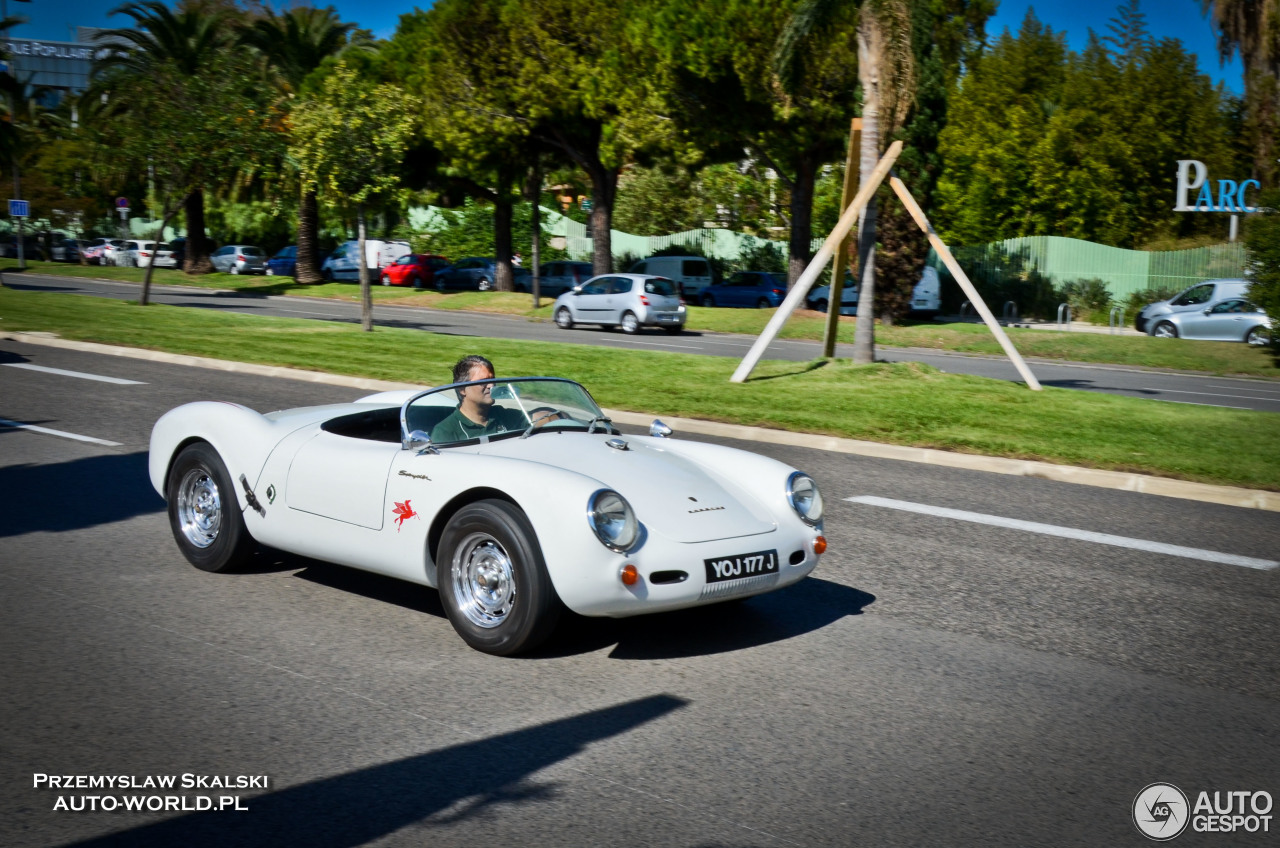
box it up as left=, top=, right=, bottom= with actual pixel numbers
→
left=1059, top=278, right=1115, bottom=324
left=1244, top=189, right=1280, bottom=352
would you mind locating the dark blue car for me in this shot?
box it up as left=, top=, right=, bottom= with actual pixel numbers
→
left=699, top=271, right=787, bottom=308
left=265, top=245, right=297, bottom=277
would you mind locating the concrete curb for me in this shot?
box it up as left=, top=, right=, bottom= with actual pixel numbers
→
left=5, top=330, right=1277, bottom=512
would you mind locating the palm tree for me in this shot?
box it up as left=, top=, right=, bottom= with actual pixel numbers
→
left=850, top=0, right=914, bottom=364
left=91, top=1, right=235, bottom=273
left=240, top=7, right=364, bottom=284
left=1199, top=0, right=1280, bottom=185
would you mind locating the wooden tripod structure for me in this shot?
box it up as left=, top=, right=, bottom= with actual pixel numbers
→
left=729, top=140, right=1042, bottom=390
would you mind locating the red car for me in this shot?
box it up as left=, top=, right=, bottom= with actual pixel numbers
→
left=379, top=253, right=450, bottom=287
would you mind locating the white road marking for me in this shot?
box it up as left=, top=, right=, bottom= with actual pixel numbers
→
left=601, top=338, right=702, bottom=350
left=1142, top=387, right=1274, bottom=402
left=1207, top=384, right=1280, bottom=396
left=845, top=495, right=1278, bottom=570
left=1148, top=398, right=1251, bottom=410
left=3, top=363, right=145, bottom=385
left=0, top=418, right=122, bottom=446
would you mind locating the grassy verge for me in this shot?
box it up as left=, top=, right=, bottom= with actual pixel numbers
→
left=7, top=260, right=1276, bottom=377
left=2, top=284, right=1278, bottom=490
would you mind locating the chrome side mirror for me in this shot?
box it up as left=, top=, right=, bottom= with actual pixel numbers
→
left=649, top=419, right=672, bottom=438
left=402, top=429, right=437, bottom=454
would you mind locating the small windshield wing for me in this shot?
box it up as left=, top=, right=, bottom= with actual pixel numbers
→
left=401, top=377, right=608, bottom=448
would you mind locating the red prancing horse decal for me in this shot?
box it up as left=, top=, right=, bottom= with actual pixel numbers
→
left=392, top=499, right=419, bottom=531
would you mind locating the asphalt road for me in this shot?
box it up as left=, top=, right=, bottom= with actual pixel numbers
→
left=2, top=341, right=1278, bottom=847
left=7, top=271, right=1280, bottom=412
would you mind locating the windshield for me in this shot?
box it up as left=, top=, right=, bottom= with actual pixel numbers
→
left=401, top=377, right=611, bottom=448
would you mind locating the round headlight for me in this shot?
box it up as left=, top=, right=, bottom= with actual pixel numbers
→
left=786, top=472, right=823, bottom=526
left=587, top=489, right=639, bottom=552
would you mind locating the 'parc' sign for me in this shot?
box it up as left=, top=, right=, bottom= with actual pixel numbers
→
left=1175, top=160, right=1260, bottom=213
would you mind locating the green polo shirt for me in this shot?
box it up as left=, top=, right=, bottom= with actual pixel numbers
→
left=430, top=406, right=527, bottom=444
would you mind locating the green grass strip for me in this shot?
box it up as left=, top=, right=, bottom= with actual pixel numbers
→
left=8, top=261, right=1277, bottom=377
left=2, top=284, right=1277, bottom=490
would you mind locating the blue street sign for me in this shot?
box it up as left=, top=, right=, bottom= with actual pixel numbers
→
left=8, top=199, right=29, bottom=217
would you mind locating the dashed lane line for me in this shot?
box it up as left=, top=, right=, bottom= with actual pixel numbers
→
left=0, top=418, right=123, bottom=447
left=3, top=362, right=145, bottom=385
left=846, top=495, right=1278, bottom=570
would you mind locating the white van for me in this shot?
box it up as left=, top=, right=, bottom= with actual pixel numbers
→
left=627, top=256, right=714, bottom=298
left=806, top=266, right=942, bottom=317
left=321, top=239, right=411, bottom=281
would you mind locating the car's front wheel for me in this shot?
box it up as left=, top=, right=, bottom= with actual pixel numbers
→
left=814, top=298, right=828, bottom=313
left=555, top=307, right=574, bottom=330
left=477, top=276, right=493, bottom=291
left=437, top=499, right=561, bottom=656
left=1153, top=321, right=1178, bottom=339
left=620, top=311, right=640, bottom=334
left=1246, top=326, right=1271, bottom=346
left=265, top=266, right=274, bottom=276
left=165, top=442, right=255, bottom=573
left=381, top=273, right=391, bottom=286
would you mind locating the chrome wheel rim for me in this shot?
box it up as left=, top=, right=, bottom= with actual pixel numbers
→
left=176, top=467, right=221, bottom=548
left=451, top=532, right=516, bottom=628
left=622, top=313, right=638, bottom=332
left=556, top=308, right=572, bottom=328
left=1154, top=323, right=1175, bottom=338
left=1248, top=329, right=1268, bottom=346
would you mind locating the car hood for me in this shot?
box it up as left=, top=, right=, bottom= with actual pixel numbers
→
left=478, top=433, right=777, bottom=543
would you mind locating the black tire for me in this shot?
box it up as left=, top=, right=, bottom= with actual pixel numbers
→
left=620, top=311, right=640, bottom=334
left=555, top=307, right=575, bottom=330
left=756, top=297, right=770, bottom=308
left=478, top=276, right=493, bottom=292
left=323, top=269, right=334, bottom=282
left=165, top=442, right=255, bottom=573
left=1153, top=321, right=1178, bottom=339
left=701, top=294, right=715, bottom=307
left=437, top=499, right=561, bottom=656
left=1246, top=326, right=1270, bottom=346
left=814, top=299, right=828, bottom=313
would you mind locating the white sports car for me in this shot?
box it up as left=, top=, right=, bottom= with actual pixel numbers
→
left=149, top=377, right=826, bottom=655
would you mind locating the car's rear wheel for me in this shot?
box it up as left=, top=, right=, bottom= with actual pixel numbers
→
left=265, top=267, right=274, bottom=276
left=555, top=307, right=574, bottom=330
left=437, top=499, right=561, bottom=656
left=1246, top=326, right=1270, bottom=346
left=701, top=294, right=715, bottom=307
left=229, top=265, right=239, bottom=275
left=756, top=297, right=771, bottom=308
left=166, top=442, right=255, bottom=574
left=478, top=276, right=493, bottom=291
left=1153, top=321, right=1178, bottom=339
left=814, top=298, right=828, bottom=313
left=620, top=311, right=640, bottom=334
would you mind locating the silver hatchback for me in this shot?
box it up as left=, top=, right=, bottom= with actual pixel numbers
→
left=210, top=244, right=266, bottom=275
left=552, top=273, right=687, bottom=334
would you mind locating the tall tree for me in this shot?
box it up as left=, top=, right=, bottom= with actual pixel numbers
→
left=1199, top=0, right=1280, bottom=186
left=289, top=62, right=415, bottom=330
left=240, top=5, right=364, bottom=284
left=92, top=0, right=237, bottom=273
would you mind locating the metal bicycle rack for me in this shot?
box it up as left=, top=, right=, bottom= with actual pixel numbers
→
left=1057, top=303, right=1072, bottom=327
left=1002, top=301, right=1019, bottom=323
left=1109, top=306, right=1125, bottom=334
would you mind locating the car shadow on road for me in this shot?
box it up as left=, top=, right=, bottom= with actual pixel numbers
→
left=0, top=448, right=164, bottom=537
left=539, top=576, right=875, bottom=660
left=290, top=560, right=447, bottom=617
left=59, top=694, right=687, bottom=848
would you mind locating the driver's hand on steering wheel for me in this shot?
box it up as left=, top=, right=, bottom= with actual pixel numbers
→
left=529, top=407, right=564, bottom=427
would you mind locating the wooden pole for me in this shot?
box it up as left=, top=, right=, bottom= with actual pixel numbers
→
left=823, top=118, right=861, bottom=357
left=888, top=174, right=1041, bottom=390
left=731, top=141, right=903, bottom=383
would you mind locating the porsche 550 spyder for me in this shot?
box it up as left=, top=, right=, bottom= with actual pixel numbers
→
left=149, top=377, right=826, bottom=655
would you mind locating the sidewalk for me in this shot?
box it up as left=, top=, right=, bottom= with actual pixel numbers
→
left=936, top=314, right=1145, bottom=336
left=4, top=329, right=1276, bottom=512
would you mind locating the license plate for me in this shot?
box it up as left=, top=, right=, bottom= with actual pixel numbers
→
left=704, top=549, right=779, bottom=583
left=656, top=313, right=680, bottom=323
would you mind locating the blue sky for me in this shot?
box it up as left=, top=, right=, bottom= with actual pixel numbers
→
left=10, top=0, right=1243, bottom=93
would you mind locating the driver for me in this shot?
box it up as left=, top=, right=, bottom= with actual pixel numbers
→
left=430, top=355, right=562, bottom=443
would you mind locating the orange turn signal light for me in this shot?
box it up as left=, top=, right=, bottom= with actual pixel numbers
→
left=813, top=535, right=828, bottom=555
left=620, top=564, right=640, bottom=586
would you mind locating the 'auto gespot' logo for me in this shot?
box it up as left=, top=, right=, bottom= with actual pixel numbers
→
left=1133, top=784, right=1274, bottom=840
